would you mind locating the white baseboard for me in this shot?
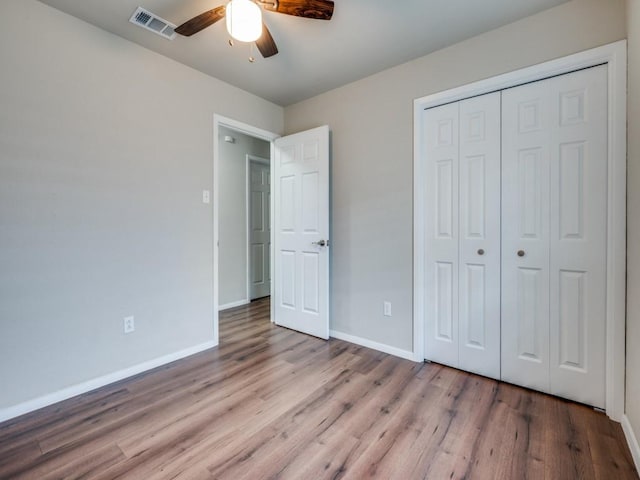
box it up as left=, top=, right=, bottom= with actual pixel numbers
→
left=0, top=340, right=217, bottom=424
left=622, top=414, right=640, bottom=475
left=330, top=330, right=417, bottom=362
left=219, top=299, right=250, bottom=310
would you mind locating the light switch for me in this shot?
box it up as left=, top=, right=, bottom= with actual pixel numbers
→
left=202, top=190, right=210, bottom=204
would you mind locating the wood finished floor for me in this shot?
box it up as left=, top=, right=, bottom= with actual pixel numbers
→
left=0, top=298, right=637, bottom=480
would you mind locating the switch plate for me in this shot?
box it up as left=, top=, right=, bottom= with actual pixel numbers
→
left=383, top=301, right=392, bottom=317
left=124, top=316, right=135, bottom=334
left=202, top=190, right=210, bottom=204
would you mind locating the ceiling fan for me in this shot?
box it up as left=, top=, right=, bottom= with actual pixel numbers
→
left=175, top=0, right=335, bottom=60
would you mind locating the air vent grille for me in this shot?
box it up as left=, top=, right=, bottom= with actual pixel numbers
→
left=129, top=7, right=176, bottom=40
left=134, top=10, right=151, bottom=25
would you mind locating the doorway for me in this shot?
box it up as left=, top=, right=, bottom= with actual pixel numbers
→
left=213, top=115, right=279, bottom=344
left=217, top=125, right=270, bottom=311
left=213, top=116, right=331, bottom=345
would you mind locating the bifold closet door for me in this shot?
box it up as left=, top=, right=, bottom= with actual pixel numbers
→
left=458, top=94, right=501, bottom=378
left=424, top=102, right=459, bottom=368
left=501, top=65, right=607, bottom=408
left=424, top=92, right=501, bottom=379
left=501, top=77, right=551, bottom=393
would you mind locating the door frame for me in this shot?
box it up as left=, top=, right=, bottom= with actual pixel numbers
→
left=246, top=154, right=270, bottom=302
left=213, top=115, right=279, bottom=345
left=413, top=40, right=627, bottom=420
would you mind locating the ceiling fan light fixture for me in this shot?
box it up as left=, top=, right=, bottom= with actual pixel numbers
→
left=226, top=0, right=263, bottom=43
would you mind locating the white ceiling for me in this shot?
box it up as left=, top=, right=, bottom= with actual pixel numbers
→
left=38, top=0, right=569, bottom=106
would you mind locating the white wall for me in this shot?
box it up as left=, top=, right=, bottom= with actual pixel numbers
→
left=284, top=0, right=626, bottom=352
left=625, top=0, right=640, bottom=464
left=0, top=0, right=283, bottom=414
left=218, top=127, right=270, bottom=307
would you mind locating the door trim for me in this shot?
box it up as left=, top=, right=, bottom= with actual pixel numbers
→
left=246, top=154, right=270, bottom=302
left=213, top=115, right=279, bottom=344
left=413, top=40, right=627, bottom=420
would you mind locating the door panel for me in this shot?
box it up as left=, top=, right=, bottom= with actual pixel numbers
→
left=424, top=103, right=459, bottom=368
left=302, top=252, right=320, bottom=313
left=458, top=92, right=501, bottom=379
left=424, top=93, right=501, bottom=376
left=518, top=148, right=544, bottom=238
left=436, top=160, right=455, bottom=238
left=502, top=65, right=607, bottom=407
left=301, top=172, right=319, bottom=232
left=502, top=79, right=551, bottom=393
left=435, top=261, right=455, bottom=342
left=558, top=270, right=586, bottom=367
left=464, top=263, right=486, bottom=345
left=280, top=250, right=296, bottom=308
left=515, top=267, right=545, bottom=361
left=249, top=160, right=271, bottom=299
left=274, top=126, right=330, bottom=339
left=549, top=65, right=607, bottom=408
left=251, top=244, right=264, bottom=280
left=280, top=176, right=295, bottom=231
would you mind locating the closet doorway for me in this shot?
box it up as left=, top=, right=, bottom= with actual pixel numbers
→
left=413, top=41, right=627, bottom=420
left=422, top=65, right=607, bottom=408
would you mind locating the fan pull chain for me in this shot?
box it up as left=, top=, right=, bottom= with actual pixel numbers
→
left=249, top=43, right=255, bottom=63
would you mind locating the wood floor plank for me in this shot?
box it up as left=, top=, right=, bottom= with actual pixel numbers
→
left=0, top=297, right=637, bottom=479
left=274, top=424, right=360, bottom=480
left=0, top=387, right=131, bottom=450
left=0, top=440, right=42, bottom=478
left=38, top=444, right=126, bottom=480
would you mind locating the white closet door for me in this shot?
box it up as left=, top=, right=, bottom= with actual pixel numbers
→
left=502, top=65, right=607, bottom=407
left=458, top=93, right=501, bottom=379
left=501, top=79, right=552, bottom=393
left=548, top=65, right=607, bottom=408
left=424, top=102, right=459, bottom=367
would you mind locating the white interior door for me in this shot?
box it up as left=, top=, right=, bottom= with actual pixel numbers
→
left=424, top=102, right=460, bottom=368
left=458, top=92, right=501, bottom=379
left=249, top=159, right=270, bottom=300
left=502, top=65, right=607, bottom=407
left=274, top=126, right=330, bottom=339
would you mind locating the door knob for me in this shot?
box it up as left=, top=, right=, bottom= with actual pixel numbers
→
left=517, top=250, right=525, bottom=257
left=477, top=249, right=485, bottom=256
left=312, top=239, right=328, bottom=247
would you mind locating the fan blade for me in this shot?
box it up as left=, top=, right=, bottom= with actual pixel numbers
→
left=175, top=6, right=226, bottom=36
left=256, top=23, right=278, bottom=58
left=266, top=0, right=334, bottom=20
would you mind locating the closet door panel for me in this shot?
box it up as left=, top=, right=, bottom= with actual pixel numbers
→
left=424, top=103, right=460, bottom=367
left=501, top=80, right=551, bottom=393
left=458, top=92, right=501, bottom=379
left=549, top=65, right=607, bottom=408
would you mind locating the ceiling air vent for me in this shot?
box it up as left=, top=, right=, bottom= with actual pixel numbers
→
left=129, top=7, right=177, bottom=40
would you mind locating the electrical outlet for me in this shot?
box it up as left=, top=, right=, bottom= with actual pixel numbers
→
left=124, top=316, right=135, bottom=334
left=383, top=301, right=392, bottom=317
left=202, top=190, right=210, bottom=204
